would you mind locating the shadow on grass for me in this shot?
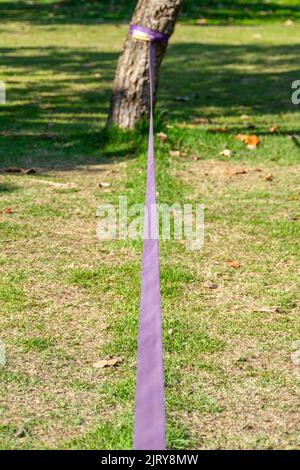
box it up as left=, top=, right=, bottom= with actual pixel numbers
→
left=162, top=42, right=300, bottom=120
left=1, top=1, right=300, bottom=26
left=0, top=39, right=299, bottom=169
left=0, top=0, right=134, bottom=26
left=0, top=45, right=123, bottom=169
left=182, top=0, right=300, bottom=24
left=0, top=182, right=19, bottom=193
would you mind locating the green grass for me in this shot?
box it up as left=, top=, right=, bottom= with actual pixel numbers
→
left=20, top=337, right=55, bottom=353
left=0, top=0, right=299, bottom=450
left=1, top=1, right=300, bottom=26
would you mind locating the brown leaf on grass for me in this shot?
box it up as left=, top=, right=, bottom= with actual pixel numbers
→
left=229, top=168, right=248, bottom=176
left=269, top=126, right=279, bottom=133
left=235, top=134, right=247, bottom=142
left=246, top=135, right=260, bottom=145
left=98, top=182, right=111, bottom=188
left=93, top=357, right=123, bottom=369
left=265, top=173, right=273, bottom=181
left=15, top=427, right=28, bottom=439
left=235, top=134, right=260, bottom=148
left=189, top=154, right=202, bottom=161
left=254, top=306, right=281, bottom=314
left=226, top=260, right=240, bottom=269
left=246, top=144, right=257, bottom=149
left=156, top=132, right=167, bottom=142
left=34, top=180, right=76, bottom=189
left=284, top=19, right=294, bottom=26
left=196, top=18, right=207, bottom=26
left=1, top=207, right=14, bottom=214
left=203, top=283, right=218, bottom=290
left=220, top=149, right=232, bottom=157
left=208, top=126, right=228, bottom=133
left=246, top=135, right=260, bottom=148
left=193, top=118, right=211, bottom=125
left=169, top=150, right=181, bottom=158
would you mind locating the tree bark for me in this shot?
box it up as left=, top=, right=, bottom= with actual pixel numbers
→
left=108, top=0, right=182, bottom=129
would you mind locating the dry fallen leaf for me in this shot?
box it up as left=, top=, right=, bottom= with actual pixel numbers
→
left=226, top=260, right=240, bottom=269
left=209, top=126, right=228, bottom=133
left=220, top=149, right=232, bottom=157
left=189, top=154, right=202, bottom=161
left=93, top=357, right=123, bottom=369
left=246, top=135, right=260, bottom=147
left=285, top=19, right=294, bottom=26
left=15, top=427, right=28, bottom=439
left=34, top=180, right=76, bottom=189
left=196, top=18, right=207, bottom=26
left=254, top=306, right=281, bottom=314
left=156, top=132, right=167, bottom=142
left=265, top=173, right=273, bottom=181
left=193, top=118, right=211, bottom=125
left=1, top=207, right=14, bottom=214
left=169, top=150, right=181, bottom=158
left=269, top=126, right=279, bottom=133
left=235, top=134, right=260, bottom=149
left=203, top=283, right=218, bottom=290
left=98, top=182, right=111, bottom=188
left=230, top=168, right=247, bottom=176
left=235, top=134, right=247, bottom=142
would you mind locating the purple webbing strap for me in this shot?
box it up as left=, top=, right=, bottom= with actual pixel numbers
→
left=130, top=25, right=167, bottom=450
left=129, top=24, right=169, bottom=43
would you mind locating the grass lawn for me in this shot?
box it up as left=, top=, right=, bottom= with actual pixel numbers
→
left=0, top=0, right=299, bottom=449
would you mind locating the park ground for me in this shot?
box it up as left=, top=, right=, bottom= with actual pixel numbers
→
left=0, top=0, right=299, bottom=449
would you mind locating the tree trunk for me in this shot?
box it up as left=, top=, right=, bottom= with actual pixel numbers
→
left=108, top=0, right=182, bottom=129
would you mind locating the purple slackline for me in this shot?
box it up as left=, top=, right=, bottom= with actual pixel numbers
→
left=130, top=25, right=168, bottom=451
left=129, top=24, right=169, bottom=43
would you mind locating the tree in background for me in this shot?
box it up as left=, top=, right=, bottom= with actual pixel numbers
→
left=108, top=0, right=183, bottom=129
